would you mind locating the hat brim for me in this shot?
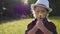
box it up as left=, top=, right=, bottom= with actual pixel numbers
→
left=31, top=4, right=52, bottom=12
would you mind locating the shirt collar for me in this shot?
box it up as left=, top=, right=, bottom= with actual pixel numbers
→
left=35, top=17, right=48, bottom=22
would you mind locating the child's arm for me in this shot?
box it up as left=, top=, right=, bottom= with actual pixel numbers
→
left=25, top=21, right=38, bottom=34
left=27, top=25, right=38, bottom=34
left=36, top=19, right=53, bottom=34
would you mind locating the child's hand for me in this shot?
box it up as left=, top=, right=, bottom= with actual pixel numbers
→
left=35, top=19, right=44, bottom=29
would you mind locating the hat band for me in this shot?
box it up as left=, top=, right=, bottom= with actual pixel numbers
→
left=36, top=4, right=47, bottom=7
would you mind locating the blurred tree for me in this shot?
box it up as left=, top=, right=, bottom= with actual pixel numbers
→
left=0, top=0, right=60, bottom=20
left=49, top=0, right=60, bottom=16
left=0, top=0, right=30, bottom=20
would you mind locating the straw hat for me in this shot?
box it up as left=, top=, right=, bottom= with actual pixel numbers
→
left=31, top=0, right=52, bottom=12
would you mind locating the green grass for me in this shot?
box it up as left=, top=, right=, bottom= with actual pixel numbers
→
left=0, top=17, right=60, bottom=34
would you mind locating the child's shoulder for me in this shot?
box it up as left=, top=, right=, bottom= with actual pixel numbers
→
left=27, top=19, right=37, bottom=27
left=48, top=21, right=56, bottom=29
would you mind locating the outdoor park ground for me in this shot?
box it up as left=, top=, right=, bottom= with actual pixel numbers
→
left=0, top=17, right=60, bottom=34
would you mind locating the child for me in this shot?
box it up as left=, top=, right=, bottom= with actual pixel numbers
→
left=25, top=0, right=57, bottom=34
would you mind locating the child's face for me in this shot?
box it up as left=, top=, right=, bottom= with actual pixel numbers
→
left=34, top=6, right=48, bottom=19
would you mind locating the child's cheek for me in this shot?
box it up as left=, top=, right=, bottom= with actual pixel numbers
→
left=43, top=13, right=47, bottom=17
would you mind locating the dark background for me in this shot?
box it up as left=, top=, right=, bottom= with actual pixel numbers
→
left=0, top=0, right=60, bottom=20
